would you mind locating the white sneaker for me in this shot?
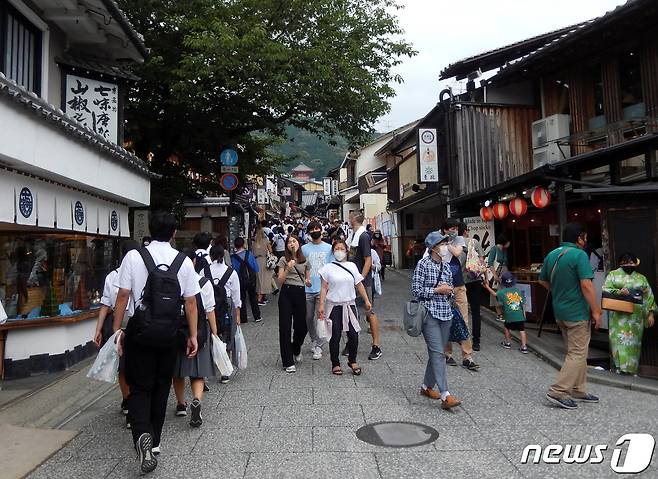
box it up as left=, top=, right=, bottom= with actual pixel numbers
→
left=152, top=446, right=161, bottom=456
left=285, top=365, right=296, bottom=373
left=312, top=346, right=322, bottom=360
left=294, top=353, right=302, bottom=363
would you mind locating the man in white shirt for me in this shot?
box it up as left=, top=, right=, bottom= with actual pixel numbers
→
left=112, top=211, right=200, bottom=475
left=272, top=226, right=287, bottom=259
left=193, top=232, right=213, bottom=276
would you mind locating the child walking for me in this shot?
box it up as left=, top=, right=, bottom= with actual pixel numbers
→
left=483, top=271, right=528, bottom=353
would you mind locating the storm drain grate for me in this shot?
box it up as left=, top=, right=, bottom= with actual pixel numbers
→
left=355, top=421, right=439, bottom=448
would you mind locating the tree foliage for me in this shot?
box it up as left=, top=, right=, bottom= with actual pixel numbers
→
left=118, top=0, right=415, bottom=209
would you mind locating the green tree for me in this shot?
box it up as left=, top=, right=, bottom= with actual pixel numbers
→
left=119, top=0, right=415, bottom=209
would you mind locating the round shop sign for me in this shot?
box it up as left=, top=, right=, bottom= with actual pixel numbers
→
left=74, top=201, right=85, bottom=226
left=19, top=187, right=34, bottom=218
left=110, top=210, right=118, bottom=231
left=421, top=130, right=435, bottom=144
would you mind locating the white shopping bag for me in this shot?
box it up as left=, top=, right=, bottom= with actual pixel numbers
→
left=317, top=318, right=332, bottom=341
left=87, top=330, right=120, bottom=383
left=374, top=272, right=382, bottom=296
left=211, top=334, right=234, bottom=376
left=234, top=326, right=248, bottom=370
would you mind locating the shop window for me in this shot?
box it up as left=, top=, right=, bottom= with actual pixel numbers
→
left=588, top=65, right=606, bottom=130
left=619, top=49, right=644, bottom=119
left=0, top=234, right=120, bottom=320
left=0, top=3, right=42, bottom=95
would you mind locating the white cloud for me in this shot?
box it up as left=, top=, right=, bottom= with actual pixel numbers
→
left=374, top=0, right=626, bottom=132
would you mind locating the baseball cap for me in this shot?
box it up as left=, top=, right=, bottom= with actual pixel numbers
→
left=501, top=271, right=516, bottom=287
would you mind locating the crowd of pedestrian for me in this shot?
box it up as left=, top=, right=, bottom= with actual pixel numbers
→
left=91, top=209, right=656, bottom=475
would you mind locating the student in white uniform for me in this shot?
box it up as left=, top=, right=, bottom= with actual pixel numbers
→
left=209, top=243, right=242, bottom=383
left=93, top=239, right=138, bottom=425
left=173, top=249, right=218, bottom=428
left=193, top=232, right=213, bottom=276
left=112, top=212, right=200, bottom=475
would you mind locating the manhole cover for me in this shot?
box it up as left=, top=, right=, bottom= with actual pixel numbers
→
left=355, top=421, right=439, bottom=448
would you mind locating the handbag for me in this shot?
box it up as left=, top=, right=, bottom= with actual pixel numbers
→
left=266, top=253, right=278, bottom=270
left=403, top=300, right=427, bottom=337
left=449, top=306, right=469, bottom=342
left=465, top=240, right=487, bottom=275
left=601, top=291, right=642, bottom=314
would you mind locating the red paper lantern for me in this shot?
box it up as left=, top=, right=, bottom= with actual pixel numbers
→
left=492, top=203, right=509, bottom=220
left=531, top=187, right=551, bottom=208
left=480, top=206, right=494, bottom=222
left=509, top=198, right=528, bottom=217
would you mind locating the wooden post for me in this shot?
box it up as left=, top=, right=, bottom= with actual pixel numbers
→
left=557, top=183, right=567, bottom=233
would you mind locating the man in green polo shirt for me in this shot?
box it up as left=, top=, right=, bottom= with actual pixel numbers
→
left=539, top=223, right=602, bottom=410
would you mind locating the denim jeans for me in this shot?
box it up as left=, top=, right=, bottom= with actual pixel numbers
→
left=305, top=292, right=324, bottom=348
left=422, top=316, right=453, bottom=393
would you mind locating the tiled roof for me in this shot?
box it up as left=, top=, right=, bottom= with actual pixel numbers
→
left=56, top=55, right=140, bottom=82
left=0, top=73, right=156, bottom=178
left=99, top=0, right=149, bottom=59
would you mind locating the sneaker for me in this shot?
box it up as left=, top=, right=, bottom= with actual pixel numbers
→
left=341, top=345, right=349, bottom=357
left=462, top=359, right=480, bottom=371
left=203, top=382, right=210, bottom=392
left=294, top=353, right=302, bottom=363
left=546, top=393, right=578, bottom=409
left=472, top=341, right=481, bottom=352
left=121, top=399, right=129, bottom=415
left=189, top=398, right=203, bottom=427
left=175, top=403, right=187, bottom=417
left=312, top=346, right=322, bottom=360
left=420, top=386, right=441, bottom=400
left=151, top=446, right=161, bottom=456
left=573, top=393, right=599, bottom=403
left=126, top=415, right=132, bottom=429
left=368, top=345, right=382, bottom=360
left=255, top=317, right=263, bottom=323
left=285, top=365, right=296, bottom=373
left=445, top=356, right=457, bottom=366
left=441, top=395, right=462, bottom=410
left=136, top=433, right=157, bottom=475
left=273, top=289, right=280, bottom=296
left=220, top=376, right=230, bottom=384
left=258, top=301, right=267, bottom=306
left=496, top=314, right=505, bottom=322
left=520, top=345, right=529, bottom=354
left=501, top=341, right=512, bottom=349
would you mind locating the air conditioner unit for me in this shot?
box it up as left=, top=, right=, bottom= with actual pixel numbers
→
left=533, top=143, right=571, bottom=169
left=532, top=114, right=570, bottom=149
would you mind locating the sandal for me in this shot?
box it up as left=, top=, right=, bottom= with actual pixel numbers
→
left=348, top=363, right=362, bottom=376
left=332, top=366, right=343, bottom=376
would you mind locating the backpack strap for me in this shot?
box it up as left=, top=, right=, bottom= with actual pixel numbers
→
left=137, top=247, right=157, bottom=274
left=332, top=261, right=355, bottom=280
left=169, top=252, right=187, bottom=275
left=219, top=266, right=234, bottom=287
left=199, top=276, right=209, bottom=288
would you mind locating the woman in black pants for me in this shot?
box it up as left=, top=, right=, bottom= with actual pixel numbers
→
left=276, top=235, right=310, bottom=373
left=318, top=240, right=372, bottom=376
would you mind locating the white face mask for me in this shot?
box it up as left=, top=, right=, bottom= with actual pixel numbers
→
left=334, top=250, right=347, bottom=261
left=438, top=245, right=449, bottom=257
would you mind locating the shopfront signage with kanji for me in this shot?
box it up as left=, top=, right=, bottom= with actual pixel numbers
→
left=65, top=74, right=119, bottom=143
left=19, top=187, right=33, bottom=218
left=417, top=128, right=439, bottom=183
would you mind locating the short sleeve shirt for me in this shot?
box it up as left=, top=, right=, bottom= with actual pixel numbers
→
left=539, top=242, right=594, bottom=322
left=198, top=274, right=216, bottom=313
left=301, top=242, right=332, bottom=293
left=496, top=286, right=525, bottom=323
left=319, top=261, right=364, bottom=303
left=277, top=256, right=309, bottom=287
left=349, top=231, right=372, bottom=286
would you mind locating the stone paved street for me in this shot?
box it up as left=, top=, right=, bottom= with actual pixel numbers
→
left=28, top=272, right=658, bottom=478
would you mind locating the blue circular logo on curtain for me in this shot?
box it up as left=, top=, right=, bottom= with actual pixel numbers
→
left=110, top=211, right=118, bottom=231
left=19, top=187, right=33, bottom=218
left=74, top=201, right=84, bottom=225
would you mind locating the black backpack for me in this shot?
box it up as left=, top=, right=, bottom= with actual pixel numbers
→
left=212, top=266, right=234, bottom=319
left=181, top=277, right=210, bottom=350
left=129, top=248, right=186, bottom=347
left=232, top=252, right=257, bottom=289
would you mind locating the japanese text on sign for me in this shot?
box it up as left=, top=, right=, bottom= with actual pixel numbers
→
left=418, top=128, right=439, bottom=183
left=65, top=74, right=119, bottom=143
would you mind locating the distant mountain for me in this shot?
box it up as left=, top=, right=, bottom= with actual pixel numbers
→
left=269, top=126, right=349, bottom=178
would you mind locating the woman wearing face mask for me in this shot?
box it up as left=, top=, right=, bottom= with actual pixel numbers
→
left=318, top=239, right=372, bottom=376
left=412, top=231, right=461, bottom=409
left=277, top=235, right=311, bottom=373
left=603, top=253, right=655, bottom=375
left=371, top=230, right=387, bottom=280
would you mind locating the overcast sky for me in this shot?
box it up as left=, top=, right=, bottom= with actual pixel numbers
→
left=374, top=0, right=626, bottom=132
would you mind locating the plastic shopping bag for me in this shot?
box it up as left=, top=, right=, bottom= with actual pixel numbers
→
left=317, top=317, right=332, bottom=341
left=234, top=326, right=248, bottom=370
left=373, top=272, right=382, bottom=296
left=211, top=334, right=234, bottom=376
left=87, top=330, right=120, bottom=383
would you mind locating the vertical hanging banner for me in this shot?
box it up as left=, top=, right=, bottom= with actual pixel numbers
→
left=65, top=74, right=119, bottom=143
left=332, top=179, right=339, bottom=196
left=323, top=177, right=332, bottom=196
left=257, top=188, right=268, bottom=204
left=418, top=128, right=439, bottom=183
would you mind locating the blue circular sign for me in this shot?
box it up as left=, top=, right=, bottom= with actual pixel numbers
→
left=220, top=173, right=239, bottom=191
left=220, top=149, right=239, bottom=167
left=19, top=187, right=33, bottom=218
left=74, top=201, right=85, bottom=226
left=110, top=210, right=118, bottom=231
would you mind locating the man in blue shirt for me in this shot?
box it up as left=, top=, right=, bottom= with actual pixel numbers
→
left=302, top=221, right=333, bottom=360
left=231, top=237, right=261, bottom=323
